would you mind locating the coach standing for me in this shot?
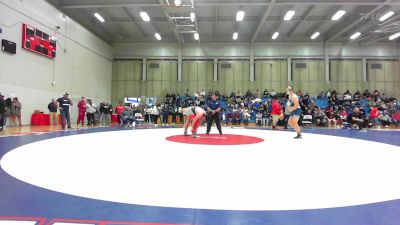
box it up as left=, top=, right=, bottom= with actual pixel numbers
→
left=206, top=93, right=222, bottom=135
left=57, top=92, right=73, bottom=130
left=0, top=95, right=5, bottom=131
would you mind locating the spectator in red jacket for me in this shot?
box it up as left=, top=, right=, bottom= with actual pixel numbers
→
left=115, top=101, right=124, bottom=125
left=392, top=111, right=400, bottom=128
left=369, top=105, right=379, bottom=127
left=77, top=97, right=86, bottom=126
left=271, top=96, right=281, bottom=129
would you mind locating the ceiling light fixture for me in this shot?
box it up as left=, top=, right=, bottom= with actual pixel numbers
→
left=155, top=33, right=162, bottom=40
left=233, top=32, right=238, bottom=40
left=272, top=32, right=279, bottom=39
left=174, top=0, right=182, bottom=7
left=94, top=13, right=105, bottom=22
left=379, top=11, right=394, bottom=21
left=331, top=10, right=346, bottom=21
left=350, top=32, right=361, bottom=40
left=140, top=11, right=150, bottom=22
left=389, top=32, right=400, bottom=40
left=310, top=32, right=320, bottom=40
left=190, top=12, right=195, bottom=22
left=284, top=10, right=295, bottom=21
left=236, top=11, right=245, bottom=21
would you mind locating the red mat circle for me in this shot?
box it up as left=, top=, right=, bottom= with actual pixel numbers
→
left=166, top=134, right=264, bottom=145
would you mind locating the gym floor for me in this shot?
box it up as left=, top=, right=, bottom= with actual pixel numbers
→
left=0, top=125, right=399, bottom=225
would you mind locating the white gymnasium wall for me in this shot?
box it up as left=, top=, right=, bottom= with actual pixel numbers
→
left=0, top=0, right=113, bottom=125
left=113, top=42, right=400, bottom=98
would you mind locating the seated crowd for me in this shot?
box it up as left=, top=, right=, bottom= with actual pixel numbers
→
left=19, top=88, right=397, bottom=130
left=153, top=88, right=399, bottom=130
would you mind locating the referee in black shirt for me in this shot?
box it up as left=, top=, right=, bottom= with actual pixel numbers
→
left=206, top=93, right=222, bottom=134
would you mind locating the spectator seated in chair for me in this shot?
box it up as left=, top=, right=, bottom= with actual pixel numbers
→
left=392, top=111, right=400, bottom=128
left=223, top=108, right=232, bottom=126
left=338, top=109, right=348, bottom=128
left=242, top=108, right=251, bottom=125
left=378, top=111, right=392, bottom=128
left=325, top=107, right=337, bottom=127
left=347, top=107, right=367, bottom=130
left=314, top=108, right=328, bottom=127
left=121, top=106, right=135, bottom=127
left=255, top=111, right=263, bottom=126
left=232, top=108, right=242, bottom=125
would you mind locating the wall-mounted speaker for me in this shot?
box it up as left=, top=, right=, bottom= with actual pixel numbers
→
left=295, top=63, right=307, bottom=69
left=149, top=63, right=160, bottom=68
left=371, top=63, right=382, bottom=69
left=1, top=39, right=16, bottom=54
left=221, top=63, right=232, bottom=68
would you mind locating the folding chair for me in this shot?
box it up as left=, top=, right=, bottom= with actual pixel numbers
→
left=302, top=114, right=313, bottom=127
left=134, top=113, right=145, bottom=126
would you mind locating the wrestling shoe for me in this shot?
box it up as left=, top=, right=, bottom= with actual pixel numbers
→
left=294, top=134, right=302, bottom=139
